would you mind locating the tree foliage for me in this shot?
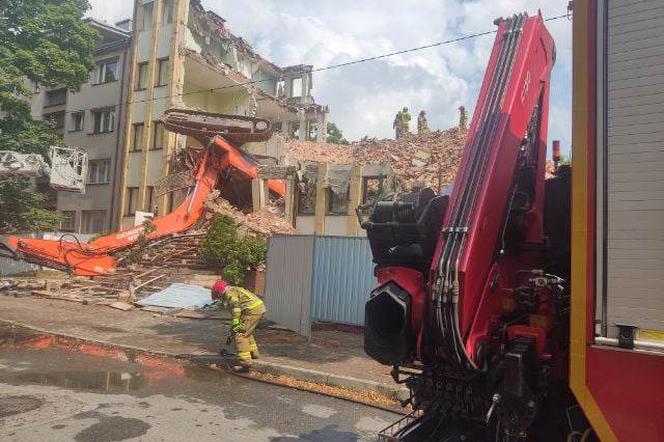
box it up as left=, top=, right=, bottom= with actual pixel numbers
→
left=326, top=122, right=349, bottom=145
left=201, top=215, right=268, bottom=285
left=0, top=0, right=98, bottom=233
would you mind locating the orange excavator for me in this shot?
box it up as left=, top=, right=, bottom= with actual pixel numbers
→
left=0, top=109, right=285, bottom=276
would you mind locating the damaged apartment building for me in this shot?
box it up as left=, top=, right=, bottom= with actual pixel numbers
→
left=119, top=0, right=330, bottom=228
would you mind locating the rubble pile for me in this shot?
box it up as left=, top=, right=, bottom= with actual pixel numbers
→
left=204, top=196, right=295, bottom=236
left=282, top=127, right=467, bottom=190
left=282, top=135, right=354, bottom=165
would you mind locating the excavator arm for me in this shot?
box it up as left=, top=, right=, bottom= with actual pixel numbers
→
left=1, top=110, right=285, bottom=276
left=363, top=13, right=561, bottom=440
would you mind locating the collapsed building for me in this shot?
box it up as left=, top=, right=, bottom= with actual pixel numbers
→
left=119, top=0, right=329, bottom=229
left=249, top=127, right=468, bottom=236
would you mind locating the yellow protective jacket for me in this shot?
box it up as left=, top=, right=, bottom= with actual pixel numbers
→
left=225, top=286, right=265, bottom=320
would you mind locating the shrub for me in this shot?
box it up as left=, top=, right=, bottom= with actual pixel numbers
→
left=201, top=214, right=267, bottom=285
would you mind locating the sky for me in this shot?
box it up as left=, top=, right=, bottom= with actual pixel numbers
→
left=88, top=0, right=572, bottom=151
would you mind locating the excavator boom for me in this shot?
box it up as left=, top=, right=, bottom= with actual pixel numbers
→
left=1, top=111, right=285, bottom=276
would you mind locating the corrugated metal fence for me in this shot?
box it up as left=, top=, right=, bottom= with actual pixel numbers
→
left=311, top=236, right=376, bottom=326
left=264, top=235, right=376, bottom=336
left=264, top=235, right=315, bottom=338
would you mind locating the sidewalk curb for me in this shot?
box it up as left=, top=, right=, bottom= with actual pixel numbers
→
left=0, top=319, right=409, bottom=402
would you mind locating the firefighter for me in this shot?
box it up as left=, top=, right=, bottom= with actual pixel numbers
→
left=417, top=110, right=430, bottom=134
left=211, top=279, right=266, bottom=373
left=393, top=109, right=404, bottom=139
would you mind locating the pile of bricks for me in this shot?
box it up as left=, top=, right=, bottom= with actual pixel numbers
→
left=282, top=127, right=468, bottom=191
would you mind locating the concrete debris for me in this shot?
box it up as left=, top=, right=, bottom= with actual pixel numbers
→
left=204, top=195, right=295, bottom=236
left=108, top=301, right=134, bottom=311
left=352, top=128, right=466, bottom=190
left=283, top=127, right=467, bottom=191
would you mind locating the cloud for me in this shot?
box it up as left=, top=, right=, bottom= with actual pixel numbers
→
left=87, top=0, right=572, bottom=152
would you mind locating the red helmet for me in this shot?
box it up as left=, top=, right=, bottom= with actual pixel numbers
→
left=212, top=279, right=229, bottom=296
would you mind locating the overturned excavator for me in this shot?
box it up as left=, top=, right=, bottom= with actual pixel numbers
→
left=362, top=13, right=572, bottom=441
left=0, top=110, right=285, bottom=276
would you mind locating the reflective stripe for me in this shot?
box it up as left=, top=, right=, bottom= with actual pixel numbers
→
left=245, top=299, right=264, bottom=311
left=237, top=351, right=252, bottom=361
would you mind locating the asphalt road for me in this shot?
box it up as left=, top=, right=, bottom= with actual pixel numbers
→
left=0, top=342, right=398, bottom=441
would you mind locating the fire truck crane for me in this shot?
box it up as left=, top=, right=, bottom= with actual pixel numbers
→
left=363, top=4, right=664, bottom=440
left=361, top=13, right=568, bottom=440
left=0, top=110, right=284, bottom=276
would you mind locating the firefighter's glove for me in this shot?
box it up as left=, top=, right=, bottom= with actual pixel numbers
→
left=231, top=318, right=243, bottom=334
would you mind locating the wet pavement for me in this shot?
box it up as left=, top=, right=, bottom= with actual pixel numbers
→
left=0, top=326, right=397, bottom=441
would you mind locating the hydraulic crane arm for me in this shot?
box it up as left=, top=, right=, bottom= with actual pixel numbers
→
left=1, top=111, right=285, bottom=276
left=362, top=13, right=560, bottom=440
left=431, top=12, right=555, bottom=370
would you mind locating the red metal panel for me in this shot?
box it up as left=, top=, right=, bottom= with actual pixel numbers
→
left=587, top=347, right=664, bottom=441
left=578, top=1, right=664, bottom=439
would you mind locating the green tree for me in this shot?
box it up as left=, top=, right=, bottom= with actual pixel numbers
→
left=201, top=215, right=268, bottom=285
left=0, top=0, right=98, bottom=233
left=326, top=122, right=350, bottom=145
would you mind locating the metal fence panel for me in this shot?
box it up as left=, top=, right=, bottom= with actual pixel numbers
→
left=0, top=257, right=37, bottom=277
left=263, top=235, right=314, bottom=338
left=311, top=236, right=376, bottom=326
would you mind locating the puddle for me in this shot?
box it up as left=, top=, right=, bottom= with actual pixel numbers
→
left=14, top=370, right=148, bottom=393
left=0, top=395, right=44, bottom=417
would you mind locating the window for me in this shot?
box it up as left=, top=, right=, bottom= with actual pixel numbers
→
left=146, top=186, right=156, bottom=212
left=44, top=111, right=65, bottom=130
left=126, top=187, right=139, bottom=216
left=362, top=177, right=386, bottom=206
left=96, top=59, right=119, bottom=84
left=151, top=121, right=165, bottom=150
left=291, top=77, right=302, bottom=98
left=60, top=211, right=75, bottom=232
left=45, top=88, right=67, bottom=107
left=155, top=58, right=169, bottom=87
left=92, top=109, right=115, bottom=134
left=162, top=0, right=174, bottom=24
left=272, top=122, right=283, bottom=133
left=70, top=111, right=85, bottom=132
left=136, top=62, right=149, bottom=90
left=137, top=2, right=153, bottom=31
left=131, top=123, right=144, bottom=151
left=81, top=210, right=106, bottom=234
left=327, top=188, right=349, bottom=215
left=86, top=159, right=111, bottom=184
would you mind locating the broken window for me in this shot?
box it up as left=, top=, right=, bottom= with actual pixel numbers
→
left=363, top=177, right=386, bottom=206
left=272, top=122, right=282, bottom=133
left=136, top=62, right=149, bottom=90
left=327, top=188, right=349, bottom=215
left=291, top=77, right=302, bottom=98
left=276, top=80, right=286, bottom=97
left=156, top=58, right=169, bottom=87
